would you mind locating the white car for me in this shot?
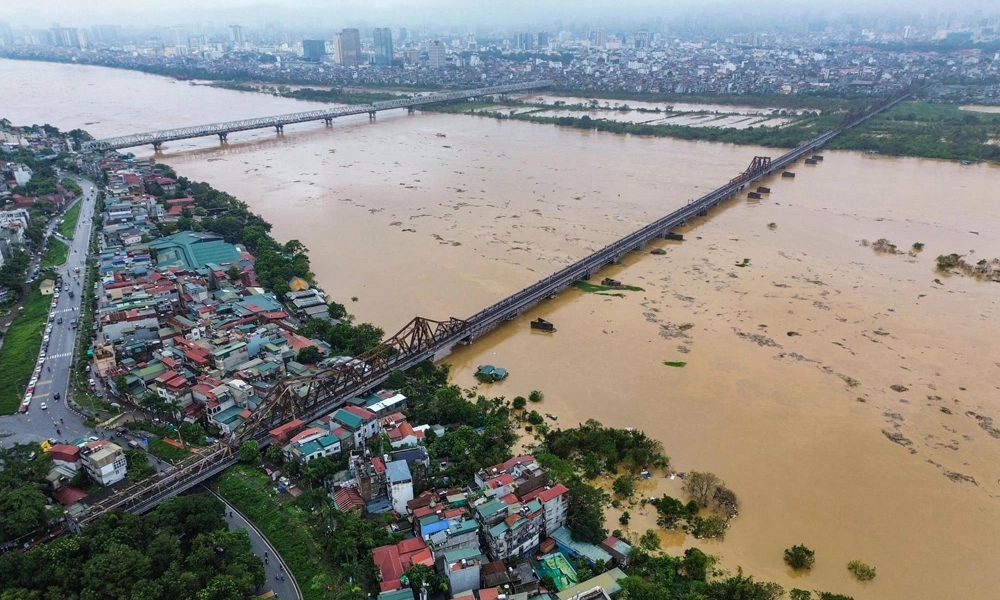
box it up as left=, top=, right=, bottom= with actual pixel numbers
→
left=23, top=393, right=31, bottom=403
left=29, top=376, right=38, bottom=386
left=54, top=293, right=60, bottom=299
left=40, top=402, right=48, bottom=410
left=42, top=336, right=49, bottom=343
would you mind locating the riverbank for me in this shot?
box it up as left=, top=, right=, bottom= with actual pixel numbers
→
left=208, top=81, right=401, bottom=105
left=0, top=284, right=48, bottom=414
left=426, top=97, right=1000, bottom=163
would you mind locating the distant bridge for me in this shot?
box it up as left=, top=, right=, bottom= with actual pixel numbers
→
left=80, top=81, right=551, bottom=152
left=71, top=85, right=916, bottom=528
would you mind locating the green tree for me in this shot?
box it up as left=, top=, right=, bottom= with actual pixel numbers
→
left=512, top=396, right=527, bottom=411
left=847, top=560, right=876, bottom=581
left=565, top=476, right=607, bottom=544
left=789, top=590, right=812, bottom=600
left=238, top=440, right=261, bottom=465
left=528, top=390, right=544, bottom=402
left=297, top=346, right=323, bottom=364
left=179, top=421, right=207, bottom=446
left=265, top=445, right=284, bottom=462
left=612, top=474, right=635, bottom=497
left=639, top=529, right=661, bottom=551
left=527, top=410, right=544, bottom=425
left=619, top=511, right=631, bottom=526
left=327, top=301, right=348, bottom=320
left=682, top=547, right=714, bottom=581
left=226, top=264, right=241, bottom=282
left=784, top=545, right=816, bottom=571
left=0, top=487, right=51, bottom=542
left=403, top=564, right=448, bottom=594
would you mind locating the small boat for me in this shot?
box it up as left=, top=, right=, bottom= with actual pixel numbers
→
left=436, top=133, right=447, bottom=138
left=530, top=317, right=555, bottom=332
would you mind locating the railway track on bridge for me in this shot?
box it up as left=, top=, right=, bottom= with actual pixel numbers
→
left=72, top=85, right=917, bottom=528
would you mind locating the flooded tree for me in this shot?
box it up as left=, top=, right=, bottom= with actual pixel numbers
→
left=683, top=471, right=722, bottom=508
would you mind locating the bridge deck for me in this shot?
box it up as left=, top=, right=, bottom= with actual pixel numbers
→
left=81, top=81, right=550, bottom=151
left=73, top=87, right=915, bottom=526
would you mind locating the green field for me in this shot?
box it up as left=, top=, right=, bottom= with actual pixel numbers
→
left=40, top=238, right=69, bottom=269
left=0, top=285, right=49, bottom=414
left=148, top=437, right=192, bottom=463
left=57, top=202, right=82, bottom=239
left=215, top=465, right=336, bottom=600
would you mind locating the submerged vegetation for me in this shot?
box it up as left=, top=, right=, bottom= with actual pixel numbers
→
left=573, top=281, right=645, bottom=293
left=935, top=253, right=1000, bottom=280
left=663, top=361, right=688, bottom=368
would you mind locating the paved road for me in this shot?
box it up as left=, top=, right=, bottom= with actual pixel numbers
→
left=0, top=175, right=99, bottom=448
left=202, top=486, right=301, bottom=600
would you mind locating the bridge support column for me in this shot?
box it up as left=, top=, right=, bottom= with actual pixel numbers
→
left=218, top=133, right=228, bottom=143
left=324, top=118, right=333, bottom=126
left=368, top=111, right=376, bottom=121
left=407, top=107, right=415, bottom=114
left=275, top=124, right=284, bottom=134
left=152, top=141, right=162, bottom=152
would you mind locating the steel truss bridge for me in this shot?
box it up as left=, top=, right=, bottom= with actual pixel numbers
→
left=72, top=86, right=916, bottom=528
left=80, top=81, right=551, bottom=152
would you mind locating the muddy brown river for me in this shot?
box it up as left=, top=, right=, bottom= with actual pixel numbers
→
left=3, top=58, right=999, bottom=599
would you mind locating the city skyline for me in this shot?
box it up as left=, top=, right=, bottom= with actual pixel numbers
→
left=2, top=0, right=999, bottom=29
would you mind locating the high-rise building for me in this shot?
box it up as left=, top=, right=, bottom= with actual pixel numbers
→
left=302, top=39, right=326, bottom=62
left=229, top=24, right=244, bottom=47
left=515, top=32, right=533, bottom=50
left=427, top=40, right=446, bottom=68
left=92, top=24, right=122, bottom=44
left=0, top=22, right=14, bottom=46
left=537, top=31, right=549, bottom=47
left=336, top=28, right=361, bottom=66
left=594, top=28, right=606, bottom=48
left=372, top=27, right=393, bottom=66
left=398, top=27, right=407, bottom=42
left=49, top=27, right=82, bottom=48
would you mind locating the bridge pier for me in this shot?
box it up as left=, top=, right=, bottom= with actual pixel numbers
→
left=407, top=107, right=415, bottom=114
left=218, top=133, right=228, bottom=143
left=275, top=124, right=284, bottom=134
left=152, top=141, right=162, bottom=152
left=324, top=118, right=333, bottom=126
left=368, top=111, right=377, bottom=121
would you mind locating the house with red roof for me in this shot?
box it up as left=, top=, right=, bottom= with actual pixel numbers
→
left=372, top=537, right=433, bottom=592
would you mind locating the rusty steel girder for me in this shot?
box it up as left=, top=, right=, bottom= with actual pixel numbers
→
left=730, top=155, right=772, bottom=185
left=223, top=316, right=468, bottom=451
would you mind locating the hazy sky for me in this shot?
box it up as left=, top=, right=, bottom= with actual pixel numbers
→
left=1, top=0, right=995, bottom=29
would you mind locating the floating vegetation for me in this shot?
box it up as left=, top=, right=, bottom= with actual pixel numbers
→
left=870, top=238, right=901, bottom=254
left=573, top=281, right=645, bottom=293
left=735, top=258, right=750, bottom=267
left=767, top=222, right=777, bottom=230
left=936, top=253, right=1000, bottom=280
left=663, top=361, right=687, bottom=368
left=650, top=248, right=667, bottom=255
left=912, top=242, right=924, bottom=251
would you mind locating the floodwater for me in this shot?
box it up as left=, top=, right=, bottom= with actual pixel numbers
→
left=959, top=105, right=1000, bottom=114
left=3, top=58, right=1000, bottom=600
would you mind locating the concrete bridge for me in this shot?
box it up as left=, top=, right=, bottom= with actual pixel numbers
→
left=80, top=80, right=551, bottom=152
left=71, top=86, right=915, bottom=528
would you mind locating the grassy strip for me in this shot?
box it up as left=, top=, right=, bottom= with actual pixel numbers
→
left=663, top=361, right=688, bottom=368
left=60, top=179, right=82, bottom=196
left=148, top=437, right=191, bottom=463
left=0, top=285, right=49, bottom=414
left=40, top=238, right=69, bottom=269
left=215, top=464, right=335, bottom=600
left=574, top=281, right=645, bottom=293
left=58, top=202, right=82, bottom=239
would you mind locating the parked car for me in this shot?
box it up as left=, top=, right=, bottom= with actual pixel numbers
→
left=39, top=402, right=47, bottom=410
left=57, top=317, right=63, bottom=324
left=127, top=440, right=140, bottom=449
left=53, top=392, right=60, bottom=400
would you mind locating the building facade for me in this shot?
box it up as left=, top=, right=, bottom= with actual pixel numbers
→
left=373, top=28, right=393, bottom=66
